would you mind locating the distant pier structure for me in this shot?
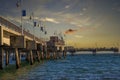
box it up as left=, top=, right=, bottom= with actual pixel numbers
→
left=67, top=47, right=119, bottom=55
left=47, top=36, right=66, bottom=59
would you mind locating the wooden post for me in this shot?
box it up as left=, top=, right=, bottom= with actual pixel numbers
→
left=26, top=52, right=30, bottom=62
left=15, top=48, right=20, bottom=69
left=18, top=50, right=21, bottom=64
left=41, top=51, right=44, bottom=60
left=63, top=50, right=66, bottom=58
left=47, top=51, right=50, bottom=59
left=30, top=50, right=33, bottom=65
left=0, top=26, right=3, bottom=69
left=53, top=52, right=56, bottom=59
left=37, top=51, right=40, bottom=62
left=0, top=47, right=4, bottom=69
left=32, top=51, right=36, bottom=61
left=0, top=26, right=3, bottom=46
left=58, top=51, right=62, bottom=59
left=5, top=50, right=9, bottom=66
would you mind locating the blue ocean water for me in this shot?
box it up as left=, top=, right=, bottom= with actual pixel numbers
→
left=18, top=53, right=120, bottom=80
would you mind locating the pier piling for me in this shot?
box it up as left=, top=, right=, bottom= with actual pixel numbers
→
left=37, top=51, right=40, bottom=62
left=15, top=48, right=20, bottom=69
left=30, top=50, right=34, bottom=65
left=0, top=47, right=4, bottom=69
left=5, top=50, right=9, bottom=66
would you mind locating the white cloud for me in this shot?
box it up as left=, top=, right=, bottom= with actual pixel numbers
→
left=82, top=8, right=87, bottom=11
left=80, top=13, right=83, bottom=16
left=65, top=5, right=70, bottom=9
left=70, top=22, right=83, bottom=27
left=41, top=17, right=60, bottom=24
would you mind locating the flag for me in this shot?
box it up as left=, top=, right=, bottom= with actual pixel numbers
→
left=34, top=22, right=37, bottom=27
left=40, top=27, right=44, bottom=32
left=29, top=16, right=32, bottom=20
left=22, top=10, right=26, bottom=16
left=37, top=24, right=40, bottom=27
left=16, top=0, right=21, bottom=8
left=64, top=34, right=66, bottom=37
left=54, top=31, right=57, bottom=35
left=61, top=36, right=63, bottom=40
left=44, top=31, right=47, bottom=35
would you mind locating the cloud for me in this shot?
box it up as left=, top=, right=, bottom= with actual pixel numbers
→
left=82, top=8, right=87, bottom=11
left=64, top=29, right=77, bottom=34
left=65, top=5, right=70, bottom=9
left=70, top=22, right=83, bottom=27
left=45, top=17, right=59, bottom=23
left=74, top=35, right=83, bottom=38
left=40, top=17, right=60, bottom=24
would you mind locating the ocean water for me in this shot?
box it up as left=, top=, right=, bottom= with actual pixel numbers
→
left=18, top=53, right=120, bottom=80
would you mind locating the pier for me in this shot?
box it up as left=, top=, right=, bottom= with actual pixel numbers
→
left=67, top=47, right=119, bottom=55
left=0, top=16, right=66, bottom=70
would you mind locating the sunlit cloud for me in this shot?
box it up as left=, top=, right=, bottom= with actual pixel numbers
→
left=40, top=17, right=59, bottom=24
left=64, top=29, right=77, bottom=34
left=45, top=17, right=59, bottom=23
left=74, top=35, right=83, bottom=38
left=70, top=22, right=83, bottom=27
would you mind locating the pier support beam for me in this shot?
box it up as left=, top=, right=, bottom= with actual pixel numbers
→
left=18, top=50, right=21, bottom=64
left=5, top=50, right=9, bottom=66
left=0, top=26, right=3, bottom=69
left=63, top=50, right=66, bottom=58
left=15, top=48, right=20, bottom=69
left=41, top=51, right=44, bottom=60
left=26, top=52, right=30, bottom=62
left=37, top=51, right=40, bottom=62
left=53, top=52, right=57, bottom=59
left=0, top=26, right=3, bottom=46
left=30, top=50, right=34, bottom=65
left=32, top=51, right=36, bottom=61
left=0, top=47, right=4, bottom=69
left=47, top=51, right=50, bottom=59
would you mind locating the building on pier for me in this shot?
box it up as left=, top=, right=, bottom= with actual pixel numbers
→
left=47, top=36, right=65, bottom=52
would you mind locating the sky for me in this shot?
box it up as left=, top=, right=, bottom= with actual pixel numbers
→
left=0, top=0, right=120, bottom=48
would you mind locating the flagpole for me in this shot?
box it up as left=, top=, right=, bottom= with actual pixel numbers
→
left=33, top=13, right=35, bottom=40
left=20, top=0, right=23, bottom=35
left=39, top=21, right=41, bottom=38
left=32, top=12, right=35, bottom=40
